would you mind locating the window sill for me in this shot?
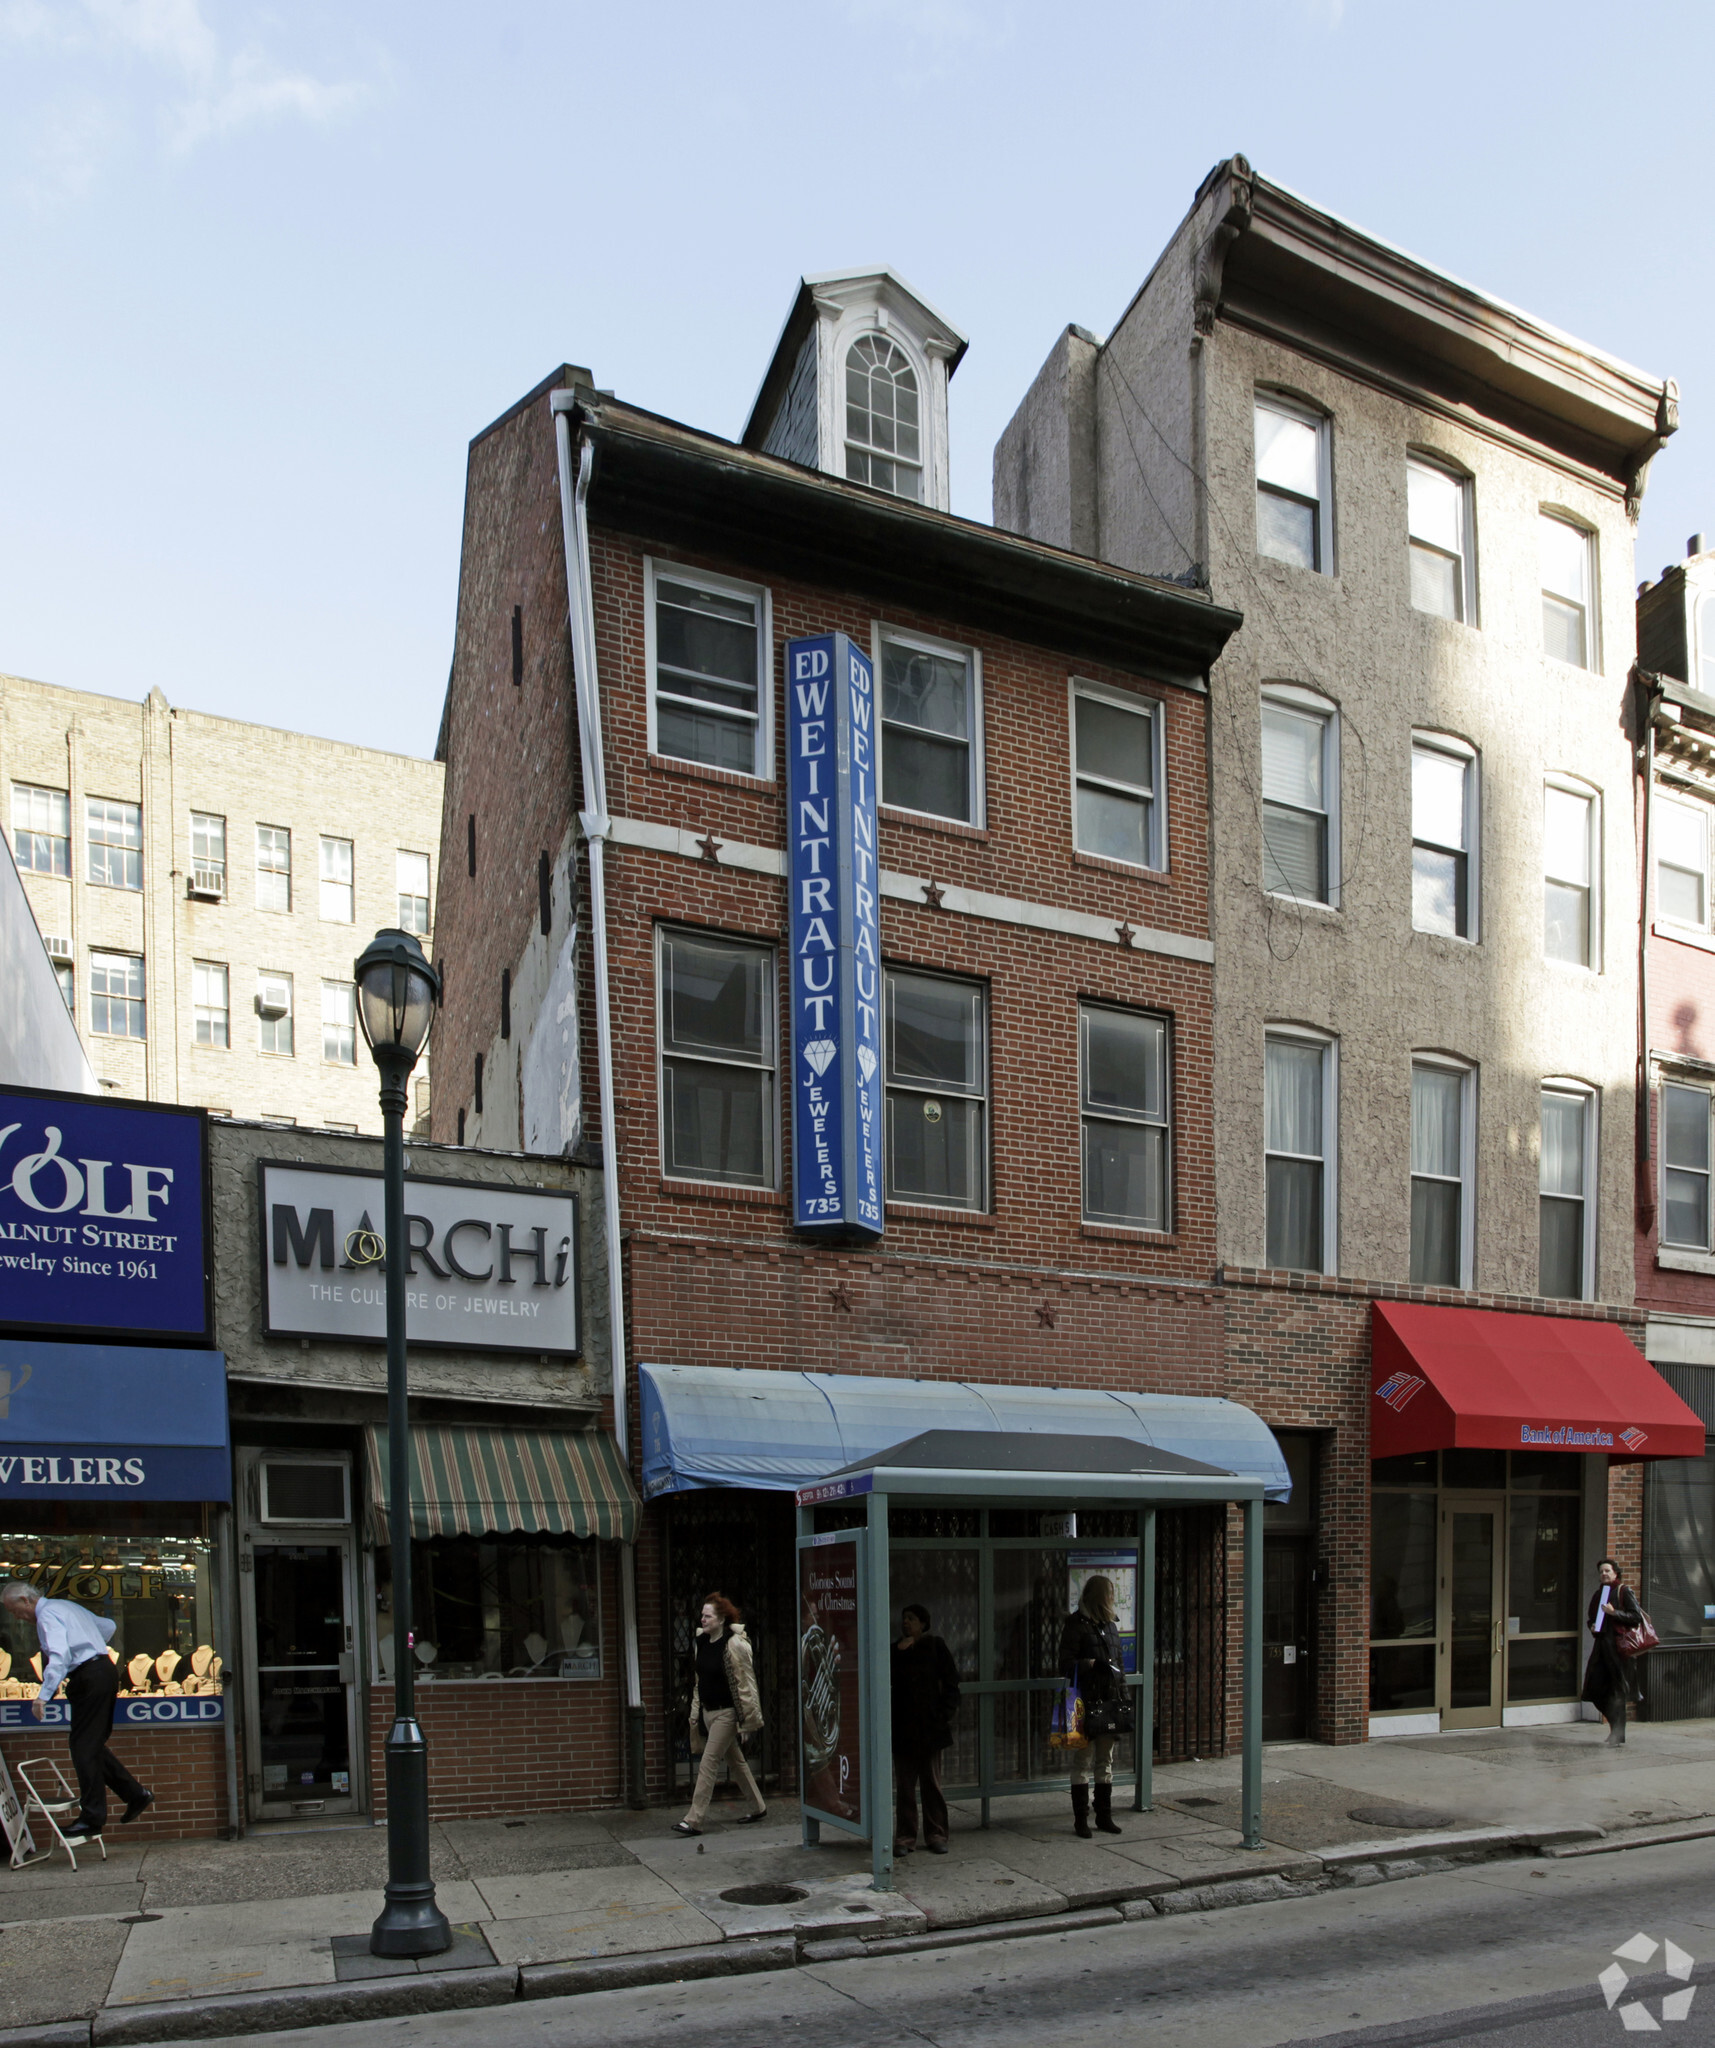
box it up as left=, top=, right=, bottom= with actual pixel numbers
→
left=657, top=1177, right=786, bottom=1207
left=1080, top=1223, right=1179, bottom=1247
left=886, top=1202, right=996, bottom=1228
left=86, top=881, right=145, bottom=893
left=1654, top=920, right=1715, bottom=955
left=1072, top=849, right=1170, bottom=886
left=1658, top=1246, right=1715, bottom=1275
left=648, top=752, right=775, bottom=792
left=1265, top=890, right=1340, bottom=917
left=879, top=807, right=988, bottom=844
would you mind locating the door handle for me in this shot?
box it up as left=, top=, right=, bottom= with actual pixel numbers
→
left=1492, top=1621, right=1501, bottom=1658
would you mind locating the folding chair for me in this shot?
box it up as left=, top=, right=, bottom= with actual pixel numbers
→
left=15, top=1758, right=107, bottom=1871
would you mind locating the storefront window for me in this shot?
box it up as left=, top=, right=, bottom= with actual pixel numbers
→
left=1369, top=1490, right=1436, bottom=1710
left=1505, top=1491, right=1580, bottom=1701
left=372, top=1536, right=602, bottom=1681
left=0, top=1516, right=223, bottom=1704
left=1644, top=1451, right=1715, bottom=1642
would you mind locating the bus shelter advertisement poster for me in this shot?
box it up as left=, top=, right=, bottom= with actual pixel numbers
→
left=799, top=1537, right=863, bottom=1825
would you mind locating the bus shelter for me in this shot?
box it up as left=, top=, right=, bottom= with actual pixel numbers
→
left=793, top=1427, right=1272, bottom=1893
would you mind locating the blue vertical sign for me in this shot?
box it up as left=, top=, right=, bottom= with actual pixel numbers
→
left=787, top=634, right=883, bottom=1239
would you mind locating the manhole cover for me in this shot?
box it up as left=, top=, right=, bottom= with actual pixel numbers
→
left=1348, top=1805, right=1457, bottom=1830
left=719, top=1882, right=808, bottom=1908
left=1178, top=1795, right=1223, bottom=1808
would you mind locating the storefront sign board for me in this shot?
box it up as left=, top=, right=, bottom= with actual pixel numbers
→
left=0, top=1088, right=209, bottom=1344
left=785, top=634, right=882, bottom=1240
left=0, top=1748, right=37, bottom=1867
left=0, top=1339, right=230, bottom=1502
left=0, top=1696, right=224, bottom=1729
left=260, top=1165, right=579, bottom=1357
left=797, top=1530, right=867, bottom=1836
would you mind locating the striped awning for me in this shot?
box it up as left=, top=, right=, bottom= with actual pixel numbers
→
left=364, top=1425, right=640, bottom=1544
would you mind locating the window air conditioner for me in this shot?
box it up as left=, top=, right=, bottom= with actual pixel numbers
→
left=256, top=991, right=288, bottom=1019
left=188, top=865, right=226, bottom=900
left=42, top=934, right=72, bottom=961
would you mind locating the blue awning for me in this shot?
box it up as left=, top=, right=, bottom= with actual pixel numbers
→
left=0, top=1339, right=230, bottom=1503
left=638, top=1364, right=1291, bottom=1503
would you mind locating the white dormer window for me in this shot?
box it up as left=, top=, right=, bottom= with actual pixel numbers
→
left=845, top=336, right=922, bottom=501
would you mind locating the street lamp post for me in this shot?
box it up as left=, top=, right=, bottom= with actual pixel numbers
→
left=355, top=928, right=451, bottom=1960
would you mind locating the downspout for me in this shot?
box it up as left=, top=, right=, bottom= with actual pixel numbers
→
left=552, top=394, right=646, bottom=1806
left=1636, top=666, right=1662, bottom=1229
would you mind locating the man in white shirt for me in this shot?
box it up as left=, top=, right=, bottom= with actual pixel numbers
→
left=1, top=1581, right=152, bottom=1840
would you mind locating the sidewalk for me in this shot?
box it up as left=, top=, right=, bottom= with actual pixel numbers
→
left=6, top=1718, right=1715, bottom=2045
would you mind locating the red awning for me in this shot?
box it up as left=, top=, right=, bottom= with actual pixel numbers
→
left=1371, top=1302, right=1705, bottom=1462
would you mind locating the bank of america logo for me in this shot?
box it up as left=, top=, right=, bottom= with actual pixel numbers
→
left=1620, top=1427, right=1649, bottom=1452
left=1375, top=1372, right=1425, bottom=1413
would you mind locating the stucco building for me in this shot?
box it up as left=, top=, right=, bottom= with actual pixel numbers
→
left=0, top=675, right=444, bottom=1134
left=996, top=158, right=1691, bottom=1739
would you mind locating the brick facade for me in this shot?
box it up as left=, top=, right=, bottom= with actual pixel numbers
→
left=0, top=1726, right=229, bottom=1843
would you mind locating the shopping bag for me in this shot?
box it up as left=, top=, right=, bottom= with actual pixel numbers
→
left=1048, top=1673, right=1089, bottom=1750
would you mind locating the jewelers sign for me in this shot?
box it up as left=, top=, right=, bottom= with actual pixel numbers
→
left=785, top=633, right=883, bottom=1240
left=260, top=1164, right=578, bottom=1357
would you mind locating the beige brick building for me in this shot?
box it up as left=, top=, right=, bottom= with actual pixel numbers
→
left=0, top=674, right=444, bottom=1133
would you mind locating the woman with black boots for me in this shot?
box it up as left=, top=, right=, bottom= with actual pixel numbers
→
left=1059, top=1574, right=1125, bottom=1838
left=1581, top=1558, right=1643, bottom=1746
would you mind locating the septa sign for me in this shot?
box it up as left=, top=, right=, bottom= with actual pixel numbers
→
left=786, top=634, right=882, bottom=1239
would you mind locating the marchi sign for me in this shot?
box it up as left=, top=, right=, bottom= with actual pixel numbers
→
left=0, top=1088, right=209, bottom=1344
left=785, top=633, right=882, bottom=1240
left=260, top=1163, right=579, bottom=1358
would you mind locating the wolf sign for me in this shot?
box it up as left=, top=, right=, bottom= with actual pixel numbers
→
left=786, top=634, right=883, bottom=1240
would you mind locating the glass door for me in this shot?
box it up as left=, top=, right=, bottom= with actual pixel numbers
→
left=1441, top=1495, right=1504, bottom=1728
left=244, top=1538, right=360, bottom=1817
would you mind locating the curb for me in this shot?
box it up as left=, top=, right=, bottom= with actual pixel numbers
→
left=1549, top=1817, right=1715, bottom=1859
left=89, top=1967, right=518, bottom=2046
left=518, top=1936, right=797, bottom=2000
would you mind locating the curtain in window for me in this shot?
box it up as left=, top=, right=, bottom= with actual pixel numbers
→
left=1540, top=1093, right=1586, bottom=1196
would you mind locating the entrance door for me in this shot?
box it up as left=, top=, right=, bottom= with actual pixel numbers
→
left=243, top=1537, right=361, bottom=1818
left=1262, top=1536, right=1310, bottom=1740
left=1441, top=1496, right=1504, bottom=1728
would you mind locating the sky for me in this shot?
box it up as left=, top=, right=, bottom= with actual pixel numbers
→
left=2, top=0, right=1712, bottom=760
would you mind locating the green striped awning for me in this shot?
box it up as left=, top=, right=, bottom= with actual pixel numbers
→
left=365, top=1425, right=640, bottom=1544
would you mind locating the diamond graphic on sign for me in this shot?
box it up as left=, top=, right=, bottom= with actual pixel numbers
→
left=804, top=1039, right=837, bottom=1077
left=857, top=1045, right=877, bottom=1085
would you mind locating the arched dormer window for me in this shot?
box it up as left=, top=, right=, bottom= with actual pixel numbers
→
left=845, top=335, right=921, bottom=500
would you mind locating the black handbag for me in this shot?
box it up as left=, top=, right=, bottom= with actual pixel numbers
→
left=1080, top=1663, right=1134, bottom=1738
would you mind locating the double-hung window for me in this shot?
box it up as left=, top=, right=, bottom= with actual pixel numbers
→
left=647, top=563, right=770, bottom=779
left=1071, top=682, right=1163, bottom=869
left=1262, top=691, right=1337, bottom=905
left=1540, top=514, right=1596, bottom=669
left=53, top=961, right=73, bottom=1013
left=90, top=951, right=145, bottom=1038
left=1543, top=782, right=1598, bottom=967
left=12, top=784, right=70, bottom=875
left=190, top=812, right=226, bottom=894
left=322, top=981, right=357, bottom=1066
left=1539, top=1085, right=1595, bottom=1299
left=657, top=929, right=775, bottom=1186
left=1255, top=395, right=1330, bottom=572
left=1412, top=738, right=1477, bottom=939
left=319, top=836, right=354, bottom=922
left=1662, top=1081, right=1713, bottom=1252
left=87, top=798, right=142, bottom=889
left=1265, top=1032, right=1335, bottom=1272
left=884, top=969, right=987, bottom=1210
left=1081, top=1005, right=1170, bottom=1229
left=257, top=972, right=294, bottom=1056
left=1410, top=1059, right=1473, bottom=1287
left=1656, top=795, right=1709, bottom=928
left=192, top=961, right=229, bottom=1048
left=1406, top=458, right=1473, bottom=622
left=256, top=825, right=292, bottom=913
left=397, top=851, right=431, bottom=934
left=879, top=628, right=980, bottom=825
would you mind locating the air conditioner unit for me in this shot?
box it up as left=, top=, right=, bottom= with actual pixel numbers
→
left=188, top=866, right=226, bottom=900
left=256, top=991, right=288, bottom=1020
left=42, top=935, right=72, bottom=962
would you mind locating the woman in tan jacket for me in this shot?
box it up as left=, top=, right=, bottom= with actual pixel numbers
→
left=672, top=1592, right=767, bottom=1835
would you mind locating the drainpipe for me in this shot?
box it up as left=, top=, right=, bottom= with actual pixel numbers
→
left=552, top=394, right=646, bottom=1806
left=1636, top=667, right=1663, bottom=1231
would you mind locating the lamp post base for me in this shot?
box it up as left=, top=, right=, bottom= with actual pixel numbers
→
left=370, top=1714, right=451, bottom=1957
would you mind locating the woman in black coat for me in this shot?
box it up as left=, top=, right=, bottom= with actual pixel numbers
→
left=891, top=1604, right=961, bottom=1855
left=1581, top=1558, right=1643, bottom=1746
left=1058, top=1574, right=1125, bottom=1838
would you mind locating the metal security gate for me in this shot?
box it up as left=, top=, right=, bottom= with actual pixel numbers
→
left=1153, top=1505, right=1226, bottom=1762
left=662, top=1490, right=797, bottom=1796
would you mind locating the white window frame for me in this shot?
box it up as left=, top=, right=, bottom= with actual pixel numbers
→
left=192, top=960, right=229, bottom=1049
left=873, top=621, right=986, bottom=829
left=318, top=835, right=355, bottom=924
left=883, top=965, right=990, bottom=1213
left=654, top=924, right=779, bottom=1189
left=1410, top=732, right=1479, bottom=942
left=1660, top=1076, right=1714, bottom=1254
left=1539, top=1079, right=1598, bottom=1302
left=257, top=971, right=294, bottom=1057
left=1405, top=453, right=1477, bottom=625
left=190, top=811, right=227, bottom=887
left=397, top=850, right=432, bottom=935
left=1409, top=1053, right=1476, bottom=1289
left=1539, top=511, right=1600, bottom=673
left=256, top=824, right=292, bottom=914
left=1254, top=391, right=1333, bottom=575
left=53, top=960, right=73, bottom=1014
left=1068, top=678, right=1166, bottom=872
left=1655, top=791, right=1710, bottom=931
left=1263, top=1025, right=1338, bottom=1275
left=643, top=557, right=773, bottom=783
left=12, top=782, right=70, bottom=876
left=1543, top=775, right=1602, bottom=971
left=321, top=980, right=357, bottom=1066
left=843, top=331, right=926, bottom=502
left=86, top=797, right=142, bottom=891
left=1261, top=684, right=1340, bottom=909
left=1079, top=1001, right=1172, bottom=1230
left=90, top=950, right=145, bottom=1039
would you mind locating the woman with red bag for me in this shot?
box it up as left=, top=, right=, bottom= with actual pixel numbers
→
left=1581, top=1559, right=1644, bottom=1747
